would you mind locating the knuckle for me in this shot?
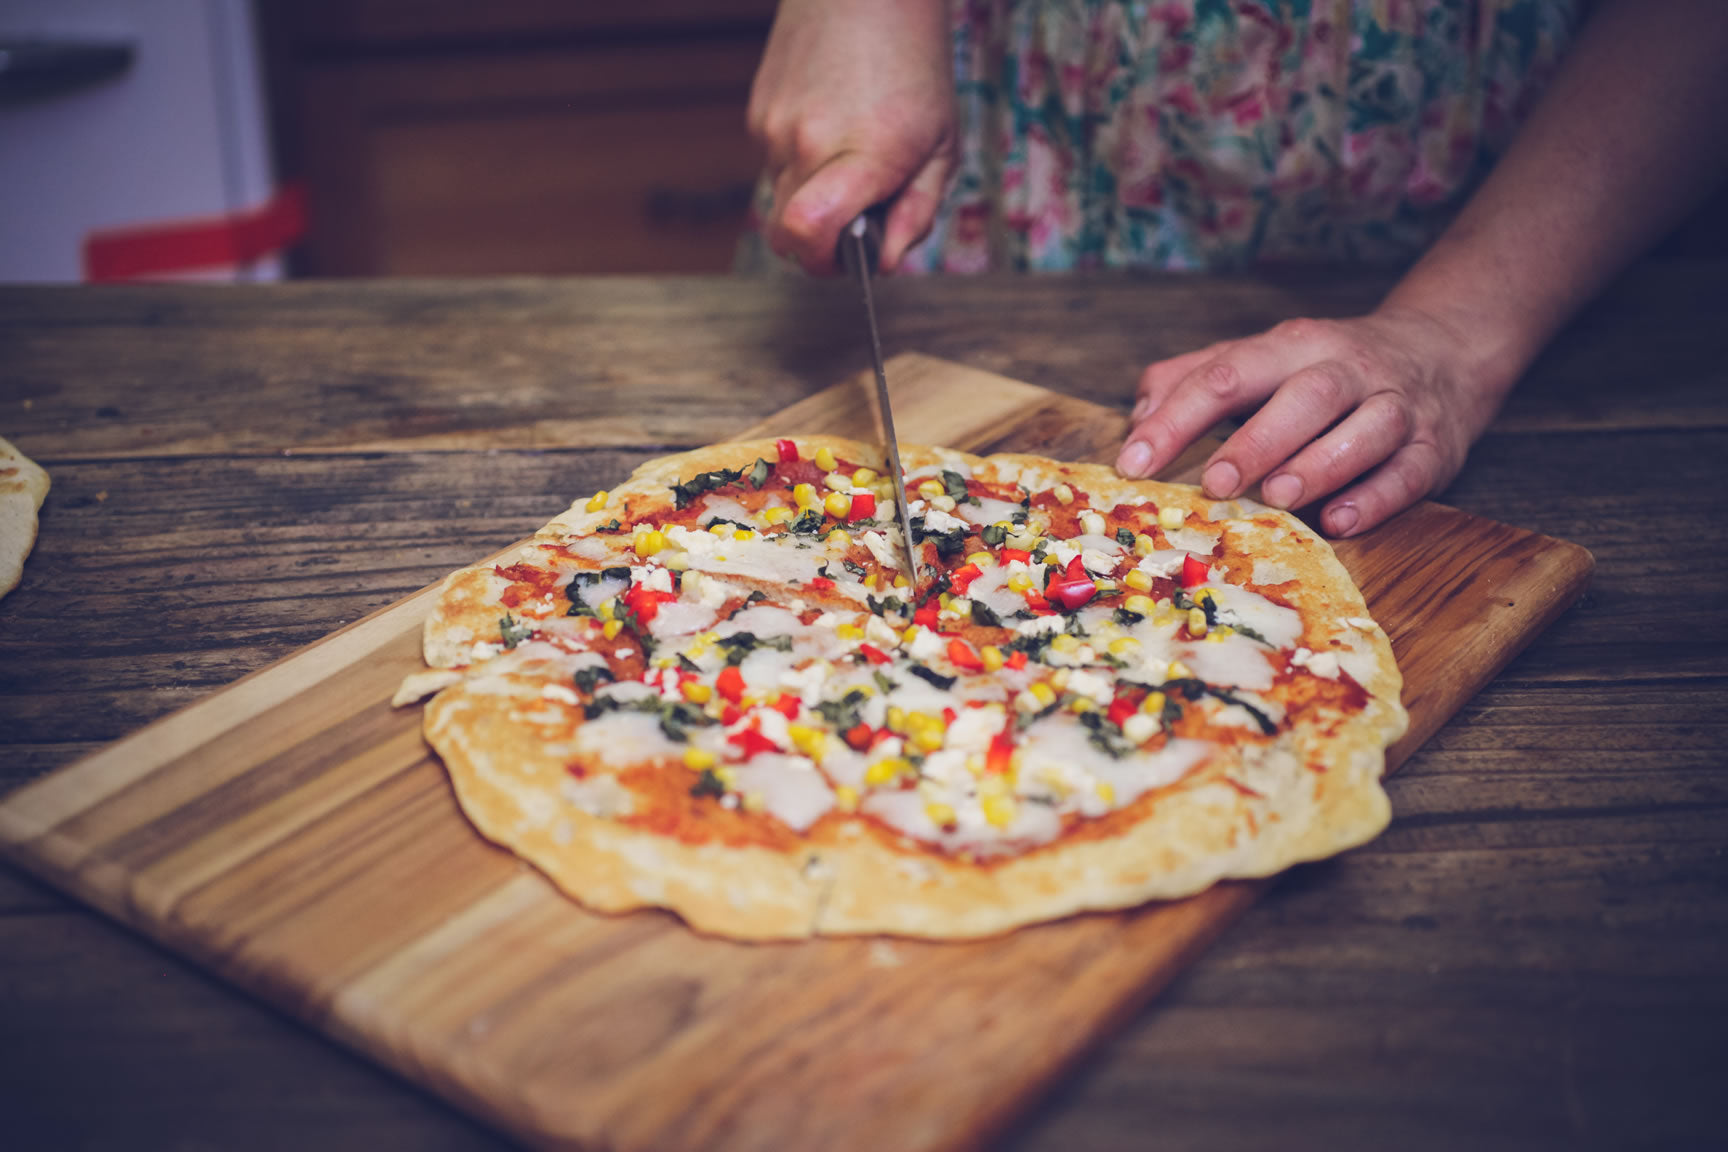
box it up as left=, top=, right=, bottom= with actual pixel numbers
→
left=1271, top=317, right=1329, bottom=347
left=1194, top=359, right=1246, bottom=404
left=1293, top=362, right=1349, bottom=410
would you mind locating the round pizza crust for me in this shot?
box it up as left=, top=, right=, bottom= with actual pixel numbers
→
left=0, top=435, right=49, bottom=601
left=417, top=438, right=1407, bottom=940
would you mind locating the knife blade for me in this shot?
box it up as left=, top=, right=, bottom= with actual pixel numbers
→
left=840, top=212, right=922, bottom=591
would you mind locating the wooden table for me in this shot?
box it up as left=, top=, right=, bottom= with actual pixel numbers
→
left=2, top=267, right=1724, bottom=1150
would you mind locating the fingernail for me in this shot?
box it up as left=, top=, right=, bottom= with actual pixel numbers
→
left=1262, top=472, right=1303, bottom=509
left=1328, top=505, right=1359, bottom=536
left=1202, top=461, right=1239, bottom=498
left=1118, top=440, right=1154, bottom=477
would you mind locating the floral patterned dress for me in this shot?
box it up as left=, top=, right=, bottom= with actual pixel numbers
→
left=744, top=0, right=1584, bottom=274
left=911, top=0, right=1584, bottom=272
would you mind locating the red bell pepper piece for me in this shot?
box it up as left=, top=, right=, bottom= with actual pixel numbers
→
left=949, top=562, right=983, bottom=594
left=1023, top=589, right=1055, bottom=615
left=859, top=643, right=893, bottom=665
left=844, top=722, right=874, bottom=751
left=621, top=583, right=677, bottom=624
left=715, top=665, right=745, bottom=704
left=985, top=731, right=1015, bottom=775
left=1005, top=650, right=1029, bottom=670
left=847, top=492, right=877, bottom=520
left=947, top=638, right=984, bottom=672
left=728, top=724, right=780, bottom=757
left=776, top=438, right=799, bottom=463
left=809, top=576, right=836, bottom=592
left=768, top=693, right=800, bottom=719
left=1182, top=553, right=1211, bottom=587
left=1106, top=695, right=1137, bottom=728
left=913, top=601, right=941, bottom=630
left=1047, top=556, right=1098, bottom=612
left=999, top=547, right=1031, bottom=565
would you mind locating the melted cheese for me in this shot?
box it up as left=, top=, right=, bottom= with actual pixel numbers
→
left=730, top=754, right=835, bottom=831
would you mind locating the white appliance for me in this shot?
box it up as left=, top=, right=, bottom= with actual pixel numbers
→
left=0, top=0, right=282, bottom=282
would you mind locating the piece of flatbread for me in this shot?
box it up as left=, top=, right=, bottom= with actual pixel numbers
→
left=0, top=436, right=48, bottom=600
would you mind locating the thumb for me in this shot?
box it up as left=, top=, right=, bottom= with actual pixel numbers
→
left=772, top=151, right=905, bottom=275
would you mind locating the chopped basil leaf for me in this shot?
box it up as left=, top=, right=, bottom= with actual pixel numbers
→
left=705, top=517, right=751, bottom=532
left=1116, top=527, right=1136, bottom=548
left=691, top=768, right=727, bottom=798
left=842, top=559, right=869, bottom=580
left=499, top=613, right=532, bottom=649
left=672, top=465, right=746, bottom=510
left=939, top=469, right=976, bottom=505
left=790, top=508, right=825, bottom=535
left=1162, top=678, right=1276, bottom=734
left=867, top=593, right=906, bottom=617
left=1078, top=710, right=1131, bottom=758
left=595, top=518, right=622, bottom=533
left=715, top=631, right=793, bottom=666
left=1112, top=607, right=1144, bottom=626
left=969, top=599, right=1002, bottom=628
left=907, top=664, right=955, bottom=690
left=814, top=688, right=869, bottom=731
left=748, top=457, right=771, bottom=488
left=746, top=590, right=769, bottom=605
left=980, top=523, right=1007, bottom=547
left=676, top=653, right=701, bottom=674
left=572, top=664, right=613, bottom=694
left=872, top=670, right=899, bottom=695
left=1006, top=631, right=1055, bottom=660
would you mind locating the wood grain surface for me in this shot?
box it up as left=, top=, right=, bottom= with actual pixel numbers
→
left=1, top=269, right=1723, bottom=1152
left=0, top=354, right=1589, bottom=1152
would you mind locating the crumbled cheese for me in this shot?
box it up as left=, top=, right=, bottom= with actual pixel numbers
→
left=1015, top=615, right=1065, bottom=638
left=1065, top=669, right=1113, bottom=704
left=861, top=530, right=901, bottom=570
left=907, top=627, right=946, bottom=662
left=631, top=566, right=673, bottom=593
left=865, top=615, right=901, bottom=649
left=922, top=507, right=970, bottom=535
left=1080, top=548, right=1116, bottom=575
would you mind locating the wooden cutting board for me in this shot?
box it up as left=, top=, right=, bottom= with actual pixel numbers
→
left=0, top=354, right=1592, bottom=1152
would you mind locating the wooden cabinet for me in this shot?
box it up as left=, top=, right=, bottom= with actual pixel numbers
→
left=262, top=1, right=776, bottom=275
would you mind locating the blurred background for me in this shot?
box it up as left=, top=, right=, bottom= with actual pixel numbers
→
left=0, top=0, right=773, bottom=282
left=1, top=0, right=1720, bottom=283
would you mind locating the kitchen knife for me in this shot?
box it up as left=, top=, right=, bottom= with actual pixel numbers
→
left=838, top=212, right=922, bottom=590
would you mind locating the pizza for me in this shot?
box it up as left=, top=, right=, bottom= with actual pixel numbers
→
left=399, top=435, right=1407, bottom=940
left=0, top=435, right=49, bottom=602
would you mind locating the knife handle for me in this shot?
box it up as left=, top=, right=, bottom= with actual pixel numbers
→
left=837, top=207, right=888, bottom=275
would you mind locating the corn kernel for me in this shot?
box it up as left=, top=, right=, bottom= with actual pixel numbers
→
left=1067, top=695, right=1097, bottom=713
left=892, top=574, right=909, bottom=588
left=1142, top=690, right=1167, bottom=715
left=981, top=645, right=1005, bottom=672
left=743, top=792, right=766, bottom=813
left=733, top=529, right=753, bottom=541
left=682, top=681, right=712, bottom=704
left=852, top=467, right=878, bottom=486
left=1188, top=607, right=1209, bottom=637
left=662, top=551, right=689, bottom=572
left=1158, top=505, right=1185, bottom=531
left=837, top=623, right=864, bottom=642
left=1206, top=626, right=1234, bottom=643
left=633, top=529, right=666, bottom=557
left=938, top=592, right=953, bottom=610
left=1050, top=633, right=1080, bottom=655
left=924, top=802, right=957, bottom=828
left=1096, top=781, right=1117, bottom=806
left=1079, top=510, right=1106, bottom=536
left=1108, top=637, right=1141, bottom=658
left=981, top=792, right=1017, bottom=829
left=826, top=529, right=852, bottom=549
left=709, top=522, right=730, bottom=536
left=585, top=490, right=610, bottom=512
left=902, top=625, right=922, bottom=645
left=1133, top=533, right=1156, bottom=556
left=930, top=494, right=957, bottom=512
left=885, top=705, right=907, bottom=733
left=794, top=482, right=820, bottom=510
left=597, top=598, right=617, bottom=621
left=823, top=471, right=851, bottom=492
left=602, top=619, right=624, bottom=639
left=965, top=551, right=996, bottom=568
left=835, top=785, right=859, bottom=813
left=1168, top=660, right=1192, bottom=680
left=1053, top=483, right=1074, bottom=505
left=866, top=757, right=909, bottom=786
left=1029, top=681, right=1057, bottom=708
left=1123, top=594, right=1156, bottom=616
left=683, top=746, right=717, bottom=771
left=823, top=491, right=851, bottom=518
left=787, top=724, right=823, bottom=756
left=917, top=478, right=944, bottom=499
left=763, top=506, right=792, bottom=525
left=1049, top=668, right=1071, bottom=691
left=1124, top=568, right=1154, bottom=592
left=1006, top=573, right=1034, bottom=595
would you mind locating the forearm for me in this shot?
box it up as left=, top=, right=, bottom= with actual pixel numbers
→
left=1384, top=0, right=1728, bottom=392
